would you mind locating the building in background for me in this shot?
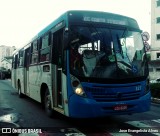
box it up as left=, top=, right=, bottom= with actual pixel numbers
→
left=1, top=56, right=13, bottom=70
left=0, top=45, right=16, bottom=70
left=150, top=0, right=160, bottom=80
left=151, top=0, right=160, bottom=60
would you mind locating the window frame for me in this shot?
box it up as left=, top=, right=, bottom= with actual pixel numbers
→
left=39, top=32, right=51, bottom=63
left=157, top=0, right=160, bottom=7
left=156, top=52, right=160, bottom=59
left=30, top=40, right=39, bottom=65
left=156, top=17, right=160, bottom=23
left=18, top=49, right=24, bottom=67
left=156, top=34, right=160, bottom=40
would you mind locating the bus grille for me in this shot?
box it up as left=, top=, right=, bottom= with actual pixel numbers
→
left=84, top=86, right=141, bottom=102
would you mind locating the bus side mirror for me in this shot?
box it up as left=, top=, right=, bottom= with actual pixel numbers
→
left=142, top=32, right=150, bottom=42
left=142, top=32, right=150, bottom=53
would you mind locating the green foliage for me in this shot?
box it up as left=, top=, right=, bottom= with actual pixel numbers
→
left=150, top=83, right=160, bottom=98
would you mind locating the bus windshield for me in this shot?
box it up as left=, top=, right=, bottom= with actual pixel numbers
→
left=69, top=25, right=148, bottom=79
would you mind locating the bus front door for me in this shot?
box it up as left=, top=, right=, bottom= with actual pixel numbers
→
left=57, top=66, right=62, bottom=108
left=53, top=29, right=64, bottom=109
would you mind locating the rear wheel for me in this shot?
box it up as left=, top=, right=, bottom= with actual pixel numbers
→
left=44, top=89, right=54, bottom=117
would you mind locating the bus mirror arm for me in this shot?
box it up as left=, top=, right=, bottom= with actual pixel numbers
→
left=63, top=38, right=69, bottom=50
left=63, top=28, right=70, bottom=50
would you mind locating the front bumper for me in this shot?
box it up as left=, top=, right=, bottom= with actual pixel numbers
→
left=68, top=91, right=151, bottom=118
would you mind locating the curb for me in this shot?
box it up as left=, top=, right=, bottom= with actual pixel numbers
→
left=151, top=97, right=160, bottom=104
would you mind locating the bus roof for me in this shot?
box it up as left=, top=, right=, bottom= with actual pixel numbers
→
left=24, top=10, right=140, bottom=48
left=67, top=10, right=139, bottom=28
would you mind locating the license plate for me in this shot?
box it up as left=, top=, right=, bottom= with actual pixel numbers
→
left=114, top=105, right=127, bottom=111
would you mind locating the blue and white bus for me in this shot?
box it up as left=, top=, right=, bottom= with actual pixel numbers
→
left=11, top=10, right=151, bottom=118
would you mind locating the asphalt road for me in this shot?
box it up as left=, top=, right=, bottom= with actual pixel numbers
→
left=0, top=79, right=160, bottom=136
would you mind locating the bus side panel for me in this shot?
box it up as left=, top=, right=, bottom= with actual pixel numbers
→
left=28, top=64, right=52, bottom=103
left=28, top=65, right=41, bottom=102
left=11, top=69, right=17, bottom=89
left=40, top=64, right=52, bottom=87
left=17, top=68, right=25, bottom=93
left=40, top=64, right=52, bottom=102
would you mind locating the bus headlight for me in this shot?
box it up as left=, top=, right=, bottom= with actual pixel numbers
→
left=75, top=87, right=84, bottom=95
left=70, top=74, right=86, bottom=97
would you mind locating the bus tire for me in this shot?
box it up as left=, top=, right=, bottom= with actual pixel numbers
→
left=18, top=81, right=23, bottom=98
left=44, top=89, right=54, bottom=117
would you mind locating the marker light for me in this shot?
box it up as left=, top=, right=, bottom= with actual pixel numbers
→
left=72, top=80, right=79, bottom=87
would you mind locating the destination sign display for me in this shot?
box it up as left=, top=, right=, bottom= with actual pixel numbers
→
left=83, top=16, right=127, bottom=25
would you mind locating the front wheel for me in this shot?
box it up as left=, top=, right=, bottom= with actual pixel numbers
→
left=44, top=89, right=54, bottom=117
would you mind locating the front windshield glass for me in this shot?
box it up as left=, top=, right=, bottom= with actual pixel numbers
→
left=69, top=25, right=148, bottom=79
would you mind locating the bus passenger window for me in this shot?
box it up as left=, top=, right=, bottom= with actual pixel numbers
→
left=30, top=41, right=38, bottom=64
left=40, top=34, right=50, bottom=62
left=31, top=52, right=38, bottom=64
left=18, top=50, right=24, bottom=67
